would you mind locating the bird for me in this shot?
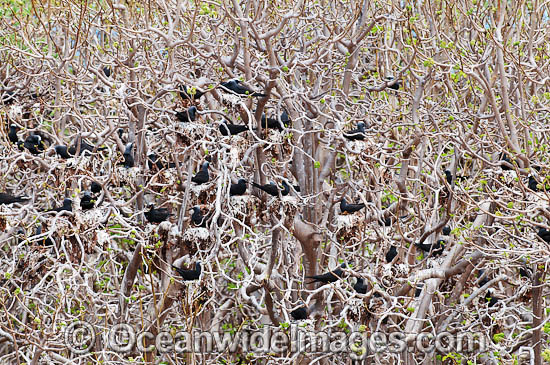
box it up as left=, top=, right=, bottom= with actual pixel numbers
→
left=172, top=262, right=201, bottom=281
left=0, top=193, right=29, bottom=205
left=230, top=179, right=247, bottom=196
left=54, top=145, right=72, bottom=159
left=340, top=198, right=365, bottom=214
left=23, top=134, right=44, bottom=154
left=442, top=226, right=451, bottom=236
left=123, top=143, right=134, bottom=168
left=179, top=85, right=205, bottom=100
left=343, top=122, right=366, bottom=141
left=48, top=198, right=72, bottom=213
left=33, top=225, right=54, bottom=246
left=8, top=124, right=19, bottom=144
left=476, top=269, right=489, bottom=287
left=1, top=90, right=16, bottom=105
left=219, top=121, right=250, bottom=136
left=175, top=106, right=198, bottom=123
left=485, top=290, right=499, bottom=307
left=379, top=217, right=392, bottom=226
left=386, top=245, right=398, bottom=263
left=528, top=176, right=541, bottom=191
left=414, top=240, right=445, bottom=256
left=144, top=205, right=172, bottom=223
left=386, top=77, right=401, bottom=90
left=80, top=192, right=95, bottom=210
left=444, top=170, right=453, bottom=184
left=191, top=162, right=210, bottom=184
left=500, top=153, right=514, bottom=170
left=280, top=110, right=291, bottom=127
left=191, top=206, right=208, bottom=227
left=147, top=154, right=175, bottom=170
left=290, top=306, right=308, bottom=320
left=305, top=263, right=347, bottom=284
left=260, top=113, right=284, bottom=131
left=90, top=182, right=102, bottom=194
left=103, top=66, right=112, bottom=77
left=353, top=278, right=368, bottom=294
left=220, top=80, right=266, bottom=97
left=537, top=228, right=550, bottom=243
left=67, top=139, right=105, bottom=155
left=414, top=284, right=423, bottom=297
left=251, top=181, right=289, bottom=197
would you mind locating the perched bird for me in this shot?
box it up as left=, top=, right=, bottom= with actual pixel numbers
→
left=444, top=170, right=453, bottom=184
left=8, top=124, right=19, bottom=144
left=23, top=134, right=44, bottom=154
left=353, top=278, right=368, bottom=294
left=175, top=106, right=198, bottom=123
left=280, top=110, right=291, bottom=127
left=33, top=225, right=54, bottom=246
left=528, top=176, right=541, bottom=191
left=442, top=226, right=451, bottom=236
left=414, top=240, right=445, bottom=256
left=144, top=205, right=172, bottom=223
left=172, top=262, right=201, bottom=281
left=500, top=153, right=514, bottom=171
left=103, top=66, right=112, bottom=77
left=260, top=113, right=284, bottom=131
left=48, top=198, right=72, bottom=213
left=80, top=192, right=95, bottom=210
left=191, top=206, right=208, bottom=227
left=0, top=193, right=29, bottom=205
left=414, top=284, right=423, bottom=297
left=220, top=80, right=266, bottom=97
left=191, top=162, right=210, bottom=184
left=90, top=181, right=102, bottom=194
left=386, top=245, right=398, bottom=263
left=340, top=198, right=365, bottom=214
left=306, top=263, right=347, bottom=284
left=290, top=307, right=308, bottom=320
left=54, top=145, right=72, bottom=159
left=386, top=77, right=401, bottom=90
left=251, top=181, right=289, bottom=197
left=179, top=85, right=205, bottom=100
left=343, top=122, right=366, bottom=141
left=123, top=143, right=134, bottom=168
left=485, top=290, right=499, bottom=307
left=1, top=90, right=16, bottom=105
left=230, top=179, right=247, bottom=196
left=219, top=121, right=250, bottom=136
left=476, top=269, right=489, bottom=287
left=537, top=228, right=550, bottom=243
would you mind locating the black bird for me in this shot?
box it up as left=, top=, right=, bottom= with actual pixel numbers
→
left=54, top=145, right=72, bottom=159
left=80, top=192, right=95, bottom=210
left=444, top=170, right=453, bottom=184
left=528, top=176, right=541, bottom=191
left=8, top=124, right=19, bottom=144
left=379, top=217, right=392, bottom=226
left=219, top=121, right=249, bottom=136
left=537, top=228, right=550, bottom=243
left=172, top=262, right=201, bottom=281
left=281, top=110, right=291, bottom=127
left=220, top=80, right=266, bottom=97
left=353, top=278, right=368, bottom=294
left=48, top=198, right=72, bottom=213
left=123, top=143, right=134, bottom=168
left=179, top=85, right=205, bottom=100
left=442, top=226, right=451, bottom=236
left=175, top=106, right=198, bottom=123
left=1, top=90, right=16, bottom=105
left=414, top=284, right=423, bottom=297
left=485, top=290, right=499, bottom=307
left=191, top=206, right=208, bottom=227
left=33, top=225, right=54, bottom=246
left=147, top=154, right=176, bottom=170
left=0, top=193, right=29, bottom=205
left=103, top=66, right=112, bottom=77
left=340, top=198, right=365, bottom=214
left=386, top=77, right=401, bottom=90
left=23, top=134, right=44, bottom=154
left=414, top=240, right=445, bottom=256
left=290, top=307, right=308, bottom=320
left=260, top=113, right=283, bottom=131
left=230, top=179, right=247, bottom=196
left=67, top=139, right=106, bottom=156
left=343, top=122, right=366, bottom=141
left=500, top=153, right=514, bottom=170
left=476, top=269, right=489, bottom=287
left=144, top=205, right=172, bottom=223
left=251, top=181, right=289, bottom=197
left=191, top=162, right=210, bottom=184
left=305, top=263, right=347, bottom=284
left=90, top=181, right=102, bottom=194
left=386, top=245, right=398, bottom=263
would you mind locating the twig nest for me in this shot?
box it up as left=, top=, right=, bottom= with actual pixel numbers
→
left=227, top=139, right=248, bottom=168
left=183, top=227, right=210, bottom=241
left=116, top=166, right=141, bottom=186
left=65, top=155, right=93, bottom=170
left=159, top=169, right=178, bottom=186
left=346, top=140, right=369, bottom=154
left=157, top=221, right=172, bottom=233
left=177, top=121, right=209, bottom=144
left=336, top=214, right=362, bottom=229
left=95, top=230, right=111, bottom=246
left=229, top=194, right=258, bottom=215
left=79, top=208, right=108, bottom=226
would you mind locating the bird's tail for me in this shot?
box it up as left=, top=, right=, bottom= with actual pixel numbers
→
left=251, top=182, right=263, bottom=189
left=252, top=92, right=267, bottom=97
